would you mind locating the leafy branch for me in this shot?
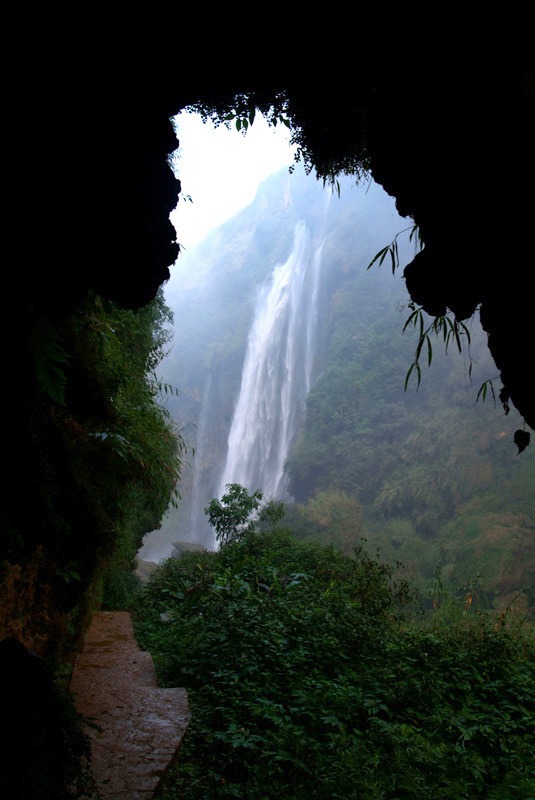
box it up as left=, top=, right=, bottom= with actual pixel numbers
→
left=205, top=483, right=264, bottom=547
left=476, top=377, right=500, bottom=405
left=323, top=176, right=342, bottom=197
left=147, top=372, right=181, bottom=399
left=404, top=309, right=505, bottom=409
left=369, top=230, right=506, bottom=410
left=367, top=224, right=423, bottom=275
left=224, top=104, right=292, bottom=134
left=403, top=307, right=473, bottom=391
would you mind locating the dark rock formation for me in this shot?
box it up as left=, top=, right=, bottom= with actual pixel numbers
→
left=367, top=96, right=535, bottom=432
left=0, top=637, right=88, bottom=799
left=8, top=73, right=534, bottom=431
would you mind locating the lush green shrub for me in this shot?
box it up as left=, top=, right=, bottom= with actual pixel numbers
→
left=1, top=286, right=185, bottom=664
left=134, top=530, right=535, bottom=799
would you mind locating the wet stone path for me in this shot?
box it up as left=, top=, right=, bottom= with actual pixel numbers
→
left=70, top=611, right=190, bottom=799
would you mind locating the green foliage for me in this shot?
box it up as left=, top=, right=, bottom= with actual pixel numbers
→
left=205, top=484, right=264, bottom=546
left=29, top=315, right=71, bottom=405
left=367, top=227, right=499, bottom=404
left=1, top=286, right=186, bottom=663
left=477, top=377, right=499, bottom=404
left=283, top=242, right=535, bottom=605
left=75, top=292, right=187, bottom=603
left=366, top=223, right=422, bottom=275
left=134, top=528, right=535, bottom=800
left=101, top=562, right=141, bottom=610
left=283, top=489, right=364, bottom=554
left=188, top=90, right=290, bottom=133
left=366, top=226, right=523, bottom=439
left=257, top=499, right=286, bottom=533
left=185, top=89, right=371, bottom=189
left=403, top=305, right=473, bottom=391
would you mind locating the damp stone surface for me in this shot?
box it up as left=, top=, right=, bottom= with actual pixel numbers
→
left=70, top=611, right=190, bottom=798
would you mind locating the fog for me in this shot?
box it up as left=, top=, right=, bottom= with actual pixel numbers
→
left=139, top=114, right=534, bottom=615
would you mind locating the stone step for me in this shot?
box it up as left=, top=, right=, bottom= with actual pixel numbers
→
left=72, top=649, right=158, bottom=688
left=70, top=611, right=190, bottom=799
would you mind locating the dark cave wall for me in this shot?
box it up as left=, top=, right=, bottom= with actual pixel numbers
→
left=2, top=67, right=534, bottom=798
left=366, top=99, right=535, bottom=433
left=2, top=87, right=191, bottom=661
left=3, top=78, right=534, bottom=646
left=11, top=78, right=534, bottom=425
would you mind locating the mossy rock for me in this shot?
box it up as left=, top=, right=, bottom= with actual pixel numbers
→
left=170, top=541, right=207, bottom=559
left=135, top=558, right=159, bottom=584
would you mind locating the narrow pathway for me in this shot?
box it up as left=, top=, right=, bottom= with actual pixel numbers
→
left=70, top=611, right=190, bottom=799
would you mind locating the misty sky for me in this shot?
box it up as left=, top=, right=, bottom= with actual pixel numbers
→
left=169, top=111, right=297, bottom=253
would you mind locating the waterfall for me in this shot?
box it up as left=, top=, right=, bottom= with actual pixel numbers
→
left=188, top=374, right=216, bottom=547
left=217, top=220, right=325, bottom=504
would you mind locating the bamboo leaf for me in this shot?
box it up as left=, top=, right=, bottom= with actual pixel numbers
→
left=415, top=335, right=425, bottom=362
left=405, top=361, right=422, bottom=391
left=367, top=246, right=389, bottom=271
left=409, top=224, right=422, bottom=246
left=379, top=248, right=389, bottom=266
left=460, top=321, right=471, bottom=345
left=454, top=324, right=462, bottom=353
left=404, top=362, right=416, bottom=391
left=477, top=381, right=488, bottom=402
left=403, top=309, right=420, bottom=332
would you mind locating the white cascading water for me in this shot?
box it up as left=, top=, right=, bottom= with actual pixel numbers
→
left=217, top=220, right=325, bottom=508
left=188, top=374, right=215, bottom=545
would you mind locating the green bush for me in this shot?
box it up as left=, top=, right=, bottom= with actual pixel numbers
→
left=134, top=530, right=535, bottom=799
